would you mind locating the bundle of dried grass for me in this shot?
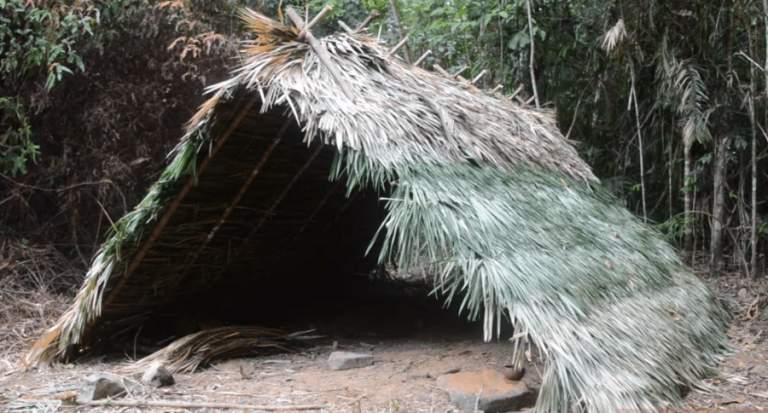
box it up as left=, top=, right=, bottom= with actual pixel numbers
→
left=129, top=326, right=317, bottom=374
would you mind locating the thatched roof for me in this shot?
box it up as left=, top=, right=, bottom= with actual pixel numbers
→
left=25, top=8, right=729, bottom=413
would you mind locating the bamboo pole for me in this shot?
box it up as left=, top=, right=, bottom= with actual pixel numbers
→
left=386, top=36, right=410, bottom=57
left=414, top=50, right=432, bottom=67
left=433, top=64, right=450, bottom=77
left=305, top=5, right=332, bottom=32
left=452, top=64, right=468, bottom=78
left=166, top=122, right=290, bottom=298
left=102, top=96, right=258, bottom=309
left=490, top=84, right=503, bottom=94
left=353, top=11, right=381, bottom=33
left=509, top=84, right=524, bottom=100
left=338, top=20, right=353, bottom=34
left=285, top=7, right=356, bottom=102
left=471, top=70, right=487, bottom=85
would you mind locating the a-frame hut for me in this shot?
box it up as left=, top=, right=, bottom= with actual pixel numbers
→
left=25, top=8, right=730, bottom=412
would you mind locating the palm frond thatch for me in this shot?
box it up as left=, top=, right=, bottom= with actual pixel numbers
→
left=25, top=9, right=728, bottom=413
left=128, top=327, right=317, bottom=374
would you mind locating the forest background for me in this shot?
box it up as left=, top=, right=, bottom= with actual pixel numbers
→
left=1, top=0, right=767, bottom=308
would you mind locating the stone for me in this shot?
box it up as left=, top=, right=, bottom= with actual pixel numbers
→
left=78, top=372, right=142, bottom=402
left=141, top=362, right=175, bottom=388
left=738, top=288, right=748, bottom=300
left=328, top=351, right=373, bottom=371
left=436, top=370, right=536, bottom=413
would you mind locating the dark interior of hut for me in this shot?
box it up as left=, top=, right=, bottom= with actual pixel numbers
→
left=106, top=100, right=490, bottom=357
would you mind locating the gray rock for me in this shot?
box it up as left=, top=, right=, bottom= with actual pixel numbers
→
left=141, top=362, right=175, bottom=388
left=78, top=372, right=142, bottom=402
left=328, top=351, right=373, bottom=371
left=436, top=370, right=536, bottom=413
left=738, top=288, right=748, bottom=299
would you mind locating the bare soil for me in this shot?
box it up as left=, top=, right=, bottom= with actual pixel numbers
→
left=1, top=272, right=767, bottom=413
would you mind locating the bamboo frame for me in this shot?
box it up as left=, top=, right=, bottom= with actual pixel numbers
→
left=231, top=144, right=325, bottom=259
left=102, top=96, right=258, bottom=309
left=165, top=122, right=291, bottom=298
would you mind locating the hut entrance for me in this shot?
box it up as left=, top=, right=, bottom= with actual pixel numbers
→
left=117, top=102, right=480, bottom=354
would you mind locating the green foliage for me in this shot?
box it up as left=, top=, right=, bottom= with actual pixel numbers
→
left=0, top=0, right=92, bottom=87
left=0, top=0, right=94, bottom=175
left=0, top=96, right=37, bottom=176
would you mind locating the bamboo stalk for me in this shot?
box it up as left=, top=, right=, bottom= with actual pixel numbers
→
left=285, top=7, right=356, bottom=102
left=102, top=97, right=258, bottom=309
left=452, top=64, right=468, bottom=78
left=433, top=64, right=450, bottom=77
left=386, top=36, right=410, bottom=57
left=353, top=11, right=381, bottom=34
left=305, top=5, right=332, bottom=32
left=414, top=50, right=432, bottom=67
left=509, top=84, right=524, bottom=100
left=165, top=122, right=290, bottom=299
left=338, top=20, right=353, bottom=34
left=471, top=70, right=487, bottom=85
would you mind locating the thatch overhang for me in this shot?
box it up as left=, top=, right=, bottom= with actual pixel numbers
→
left=25, top=9, right=729, bottom=413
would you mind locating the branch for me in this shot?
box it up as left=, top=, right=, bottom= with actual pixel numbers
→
left=20, top=399, right=329, bottom=411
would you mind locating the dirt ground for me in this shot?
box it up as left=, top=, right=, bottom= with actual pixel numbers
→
left=2, top=273, right=768, bottom=413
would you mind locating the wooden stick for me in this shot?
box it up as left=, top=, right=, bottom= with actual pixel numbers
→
left=433, top=64, right=450, bottom=77
left=509, top=84, right=524, bottom=100
left=338, top=20, right=353, bottom=34
left=491, top=84, right=503, bottom=93
left=286, top=7, right=356, bottom=102
left=102, top=96, right=258, bottom=309
left=414, top=50, right=432, bottom=66
left=471, top=70, right=487, bottom=85
left=525, top=95, right=537, bottom=105
left=386, top=36, right=409, bottom=57
left=51, top=398, right=329, bottom=410
left=305, top=5, right=332, bottom=32
left=452, top=64, right=468, bottom=78
left=353, top=11, right=381, bottom=33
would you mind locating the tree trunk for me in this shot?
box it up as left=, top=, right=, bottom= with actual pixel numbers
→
left=526, top=0, right=540, bottom=108
left=710, top=136, right=727, bottom=275
left=683, top=144, right=694, bottom=265
left=630, top=65, right=647, bottom=222
left=388, top=0, right=412, bottom=64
